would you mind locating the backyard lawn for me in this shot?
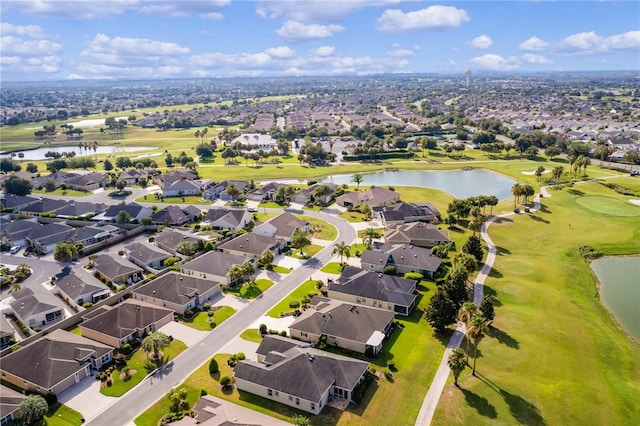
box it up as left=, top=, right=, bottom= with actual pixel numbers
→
left=223, top=279, right=274, bottom=299
left=267, top=280, right=321, bottom=318
left=433, top=178, right=640, bottom=425
left=180, top=306, right=236, bottom=331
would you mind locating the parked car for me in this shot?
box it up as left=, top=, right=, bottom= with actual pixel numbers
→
left=9, top=246, right=20, bottom=254
left=247, top=207, right=258, bottom=212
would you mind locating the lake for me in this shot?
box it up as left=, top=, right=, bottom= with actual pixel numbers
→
left=317, top=169, right=517, bottom=200
left=590, top=256, right=640, bottom=340
left=1, top=145, right=157, bottom=160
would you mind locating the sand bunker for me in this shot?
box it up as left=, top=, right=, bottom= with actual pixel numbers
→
left=629, top=199, right=640, bottom=206
left=521, top=169, right=552, bottom=175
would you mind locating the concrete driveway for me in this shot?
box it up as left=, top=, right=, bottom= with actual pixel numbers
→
left=58, top=375, right=115, bottom=422
left=159, top=321, right=208, bottom=347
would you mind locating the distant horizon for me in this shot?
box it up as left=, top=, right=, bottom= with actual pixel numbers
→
left=1, top=1, right=638, bottom=82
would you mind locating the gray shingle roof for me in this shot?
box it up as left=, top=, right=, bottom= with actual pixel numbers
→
left=181, top=250, right=247, bottom=277
left=133, top=272, right=219, bottom=305
left=80, top=299, right=173, bottom=339
left=10, top=288, right=62, bottom=318
left=93, top=254, right=142, bottom=281
left=57, top=272, right=106, bottom=300
left=217, top=233, right=278, bottom=257
left=330, top=266, right=417, bottom=307
left=125, top=242, right=170, bottom=265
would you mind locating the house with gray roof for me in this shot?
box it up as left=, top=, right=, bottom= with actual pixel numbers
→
left=335, top=187, right=400, bottom=208
left=151, top=205, right=191, bottom=226
left=217, top=232, right=280, bottom=259
left=79, top=299, right=173, bottom=348
left=49, top=201, right=107, bottom=219
left=94, top=202, right=152, bottom=223
left=246, top=182, right=286, bottom=202
left=289, top=296, right=394, bottom=355
left=0, top=329, right=113, bottom=395
left=64, top=172, right=108, bottom=191
left=72, top=223, right=121, bottom=247
left=180, top=250, right=252, bottom=285
left=20, top=198, right=69, bottom=217
left=0, top=316, right=15, bottom=350
left=162, top=170, right=198, bottom=186
left=31, top=171, right=79, bottom=189
left=231, top=133, right=277, bottom=151
left=25, top=222, right=75, bottom=254
left=234, top=335, right=369, bottom=415
left=9, top=288, right=64, bottom=329
left=0, top=384, right=25, bottom=426
left=203, top=180, right=248, bottom=201
left=125, top=241, right=171, bottom=270
left=252, top=212, right=308, bottom=243
left=383, top=222, right=450, bottom=249
left=0, top=193, right=39, bottom=212
left=132, top=272, right=221, bottom=314
left=173, top=395, right=290, bottom=426
left=361, top=243, right=443, bottom=278
left=202, top=208, right=251, bottom=232
left=0, top=218, right=41, bottom=248
left=377, top=202, right=441, bottom=225
left=93, top=253, right=143, bottom=285
left=292, top=183, right=338, bottom=205
left=56, top=271, right=110, bottom=308
left=162, top=179, right=203, bottom=197
left=328, top=266, right=417, bottom=316
left=154, top=228, right=205, bottom=255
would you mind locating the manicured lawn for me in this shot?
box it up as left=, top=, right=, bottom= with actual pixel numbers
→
left=66, top=325, right=82, bottom=336
left=433, top=179, right=640, bottom=425
left=45, top=403, right=83, bottom=426
left=267, top=280, right=321, bottom=318
left=223, top=279, right=274, bottom=299
left=100, top=339, right=187, bottom=397
left=349, top=243, right=369, bottom=256
left=320, top=262, right=343, bottom=274
left=357, top=227, right=385, bottom=239
left=135, top=195, right=211, bottom=205
left=253, top=212, right=278, bottom=223
left=258, top=201, right=286, bottom=208
left=180, top=306, right=236, bottom=331
left=338, top=211, right=369, bottom=222
left=33, top=188, right=91, bottom=197
left=239, top=328, right=264, bottom=343
left=270, top=265, right=290, bottom=274
left=294, top=214, right=338, bottom=240
left=288, top=244, right=322, bottom=259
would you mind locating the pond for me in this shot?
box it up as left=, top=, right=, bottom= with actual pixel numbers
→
left=590, top=256, right=640, bottom=340
left=318, top=169, right=516, bottom=200
left=1, top=145, right=157, bottom=160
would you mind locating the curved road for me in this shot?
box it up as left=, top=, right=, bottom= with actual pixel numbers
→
left=87, top=208, right=355, bottom=425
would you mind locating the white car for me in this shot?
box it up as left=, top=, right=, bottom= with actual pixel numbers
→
left=9, top=246, right=20, bottom=254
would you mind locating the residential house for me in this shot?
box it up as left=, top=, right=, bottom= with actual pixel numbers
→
left=360, top=243, right=442, bottom=278
left=246, top=182, right=285, bottom=202
left=289, top=297, right=395, bottom=355
left=0, top=316, right=15, bottom=350
left=171, top=395, right=290, bottom=426
left=0, top=385, right=25, bottom=426
left=48, top=201, right=107, bottom=219
left=56, top=271, right=110, bottom=307
left=64, top=172, right=108, bottom=192
left=20, top=198, right=69, bottom=217
left=203, top=180, right=248, bottom=201
left=154, top=228, right=205, bottom=255
left=125, top=241, right=171, bottom=270
left=79, top=299, right=173, bottom=348
left=327, top=266, right=417, bottom=316
left=94, top=202, right=153, bottom=223
left=9, top=288, right=64, bottom=329
left=377, top=202, right=441, bottom=225
left=151, top=205, right=191, bottom=226
left=93, top=253, right=143, bottom=285
left=161, top=170, right=198, bottom=187
left=162, top=179, right=203, bottom=198
left=24, top=222, right=75, bottom=254
left=253, top=212, right=308, bottom=243
left=132, top=272, right=221, bottom=315
left=0, top=193, right=39, bottom=212
left=119, top=169, right=153, bottom=186
left=180, top=250, right=252, bottom=285
left=335, top=187, right=400, bottom=208
left=231, top=133, right=277, bottom=151
left=182, top=205, right=203, bottom=222
left=31, top=172, right=79, bottom=190
left=292, top=183, right=337, bottom=205
left=0, top=329, right=113, bottom=395
left=72, top=223, right=122, bottom=247
left=383, top=222, right=450, bottom=249
left=202, top=208, right=251, bottom=232
left=217, top=233, right=280, bottom=259
left=0, top=219, right=41, bottom=248
left=234, top=335, right=369, bottom=415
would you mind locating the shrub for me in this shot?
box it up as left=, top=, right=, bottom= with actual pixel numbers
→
left=163, top=257, right=180, bottom=267
left=202, top=303, right=211, bottom=310
left=106, top=379, right=112, bottom=387
left=200, top=389, right=207, bottom=396
left=279, top=330, right=287, bottom=337
left=235, top=352, right=245, bottom=361
left=383, top=265, right=396, bottom=275
left=82, top=302, right=94, bottom=308
left=207, top=311, right=214, bottom=318
left=208, top=358, right=219, bottom=374
left=259, top=324, right=268, bottom=335
left=220, top=376, right=232, bottom=388
left=289, top=301, right=300, bottom=309
left=114, top=353, right=127, bottom=366
left=118, top=250, right=125, bottom=256
left=184, top=309, right=194, bottom=318
left=579, top=245, right=602, bottom=259
left=120, top=343, right=133, bottom=355
left=44, top=390, right=57, bottom=405
left=404, top=272, right=423, bottom=281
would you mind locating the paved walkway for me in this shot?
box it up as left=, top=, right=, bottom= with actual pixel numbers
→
left=415, top=191, right=549, bottom=425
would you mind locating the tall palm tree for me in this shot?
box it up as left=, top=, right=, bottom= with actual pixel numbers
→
left=168, top=387, right=188, bottom=409
left=511, top=183, right=524, bottom=209
left=141, top=331, right=171, bottom=363
left=16, top=394, right=48, bottom=426
left=361, top=227, right=381, bottom=247
left=448, top=348, right=467, bottom=387
left=522, top=184, right=535, bottom=204
left=534, top=166, right=545, bottom=181
left=458, top=302, right=481, bottom=365
left=260, top=249, right=274, bottom=269
left=291, top=228, right=312, bottom=257
left=351, top=173, right=364, bottom=190
left=227, top=264, right=244, bottom=286
left=242, top=261, right=256, bottom=285
left=332, top=241, right=351, bottom=264
left=313, top=184, right=332, bottom=204
left=552, top=166, right=564, bottom=188
left=468, top=315, right=491, bottom=375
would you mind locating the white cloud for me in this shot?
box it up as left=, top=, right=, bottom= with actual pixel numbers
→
left=388, top=48, right=414, bottom=57
left=81, top=34, right=189, bottom=65
left=0, top=23, right=45, bottom=38
left=256, top=0, right=399, bottom=23
left=519, top=36, right=549, bottom=51
left=521, top=54, right=552, bottom=64
left=376, top=5, right=470, bottom=33
left=470, top=34, right=492, bottom=50
left=557, top=30, right=640, bottom=55
left=559, top=31, right=603, bottom=52
left=310, top=46, right=335, bottom=57
left=0, top=35, right=62, bottom=55
left=0, top=54, right=60, bottom=74
left=276, top=21, right=344, bottom=41
left=265, top=46, right=296, bottom=59
left=200, top=12, right=223, bottom=21
left=469, top=54, right=519, bottom=71
left=604, top=30, right=640, bottom=50
left=66, top=74, right=86, bottom=80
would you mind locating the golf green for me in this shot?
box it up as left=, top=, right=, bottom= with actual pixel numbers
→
left=575, top=195, right=640, bottom=217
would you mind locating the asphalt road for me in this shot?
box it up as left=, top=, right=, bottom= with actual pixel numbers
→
left=87, top=209, right=355, bottom=426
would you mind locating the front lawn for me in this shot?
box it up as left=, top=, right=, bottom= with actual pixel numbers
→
left=288, top=244, right=322, bottom=259
left=223, top=279, right=274, bottom=299
left=320, top=262, right=344, bottom=274
left=33, top=188, right=91, bottom=197
left=135, top=195, right=211, bottom=205
left=294, top=214, right=338, bottom=240
left=239, top=328, right=264, bottom=343
left=267, top=280, right=321, bottom=318
left=338, top=211, right=369, bottom=222
left=100, top=339, right=187, bottom=397
left=181, top=306, right=236, bottom=331
left=269, top=265, right=291, bottom=274
left=45, top=403, right=84, bottom=426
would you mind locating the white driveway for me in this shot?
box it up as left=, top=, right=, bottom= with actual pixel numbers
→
left=58, top=375, right=115, bottom=422
left=217, top=336, right=260, bottom=361
left=159, top=321, right=208, bottom=347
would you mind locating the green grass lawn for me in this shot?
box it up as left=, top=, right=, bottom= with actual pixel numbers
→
left=66, top=325, right=82, bottom=336
left=223, top=279, right=274, bottom=299
left=288, top=244, right=323, bottom=259
left=32, top=188, right=91, bottom=197
left=44, top=403, right=83, bottom=426
left=433, top=178, right=640, bottom=425
left=320, top=262, right=344, bottom=274
left=100, top=339, right=187, bottom=397
left=270, top=265, right=291, bottom=274
left=294, top=214, right=338, bottom=240
left=135, top=194, right=211, bottom=205
left=338, top=210, right=369, bottom=222
left=239, top=328, right=264, bottom=343
left=180, top=306, right=236, bottom=331
left=267, top=280, right=321, bottom=318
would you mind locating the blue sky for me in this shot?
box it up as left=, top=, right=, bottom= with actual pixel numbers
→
left=1, top=1, right=639, bottom=81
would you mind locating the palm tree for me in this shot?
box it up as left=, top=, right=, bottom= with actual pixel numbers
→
left=227, top=264, right=244, bottom=286
left=53, top=242, right=75, bottom=263
left=313, top=184, right=332, bottom=204
left=522, top=184, right=535, bottom=204
left=552, top=166, right=564, bottom=188
left=568, top=154, right=577, bottom=176
left=468, top=315, right=491, bottom=375
left=260, top=249, right=274, bottom=269
left=448, top=348, right=467, bottom=387
left=242, top=261, right=256, bottom=285
left=8, top=282, right=22, bottom=293
left=225, top=183, right=241, bottom=201
left=511, top=183, right=524, bottom=208
left=581, top=156, right=591, bottom=176
left=291, top=228, right=312, bottom=257
left=534, top=166, right=545, bottom=181
left=332, top=241, right=351, bottom=264
left=141, top=331, right=171, bottom=363
left=16, top=263, right=30, bottom=275
left=168, top=387, right=188, bottom=409
left=351, top=173, right=364, bottom=190
left=361, top=227, right=381, bottom=247
left=16, top=394, right=48, bottom=426
left=458, top=302, right=481, bottom=365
